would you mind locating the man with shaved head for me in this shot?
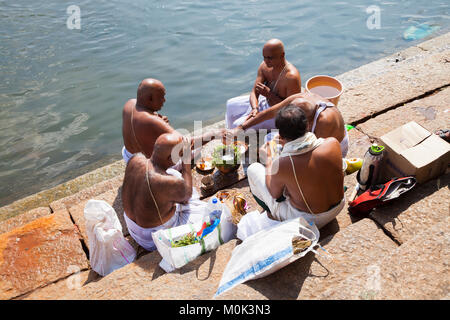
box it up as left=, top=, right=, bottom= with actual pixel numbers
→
left=122, top=132, right=208, bottom=252
left=122, top=78, right=224, bottom=164
left=226, top=91, right=349, bottom=157
left=225, top=39, right=302, bottom=130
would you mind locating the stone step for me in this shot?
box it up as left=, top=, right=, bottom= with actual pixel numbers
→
left=370, top=172, right=450, bottom=245
left=317, top=216, right=450, bottom=300
left=357, top=86, right=450, bottom=140
left=0, top=207, right=51, bottom=235
left=338, top=48, right=450, bottom=125
left=0, top=160, right=125, bottom=223
left=216, top=218, right=397, bottom=300
left=37, top=217, right=396, bottom=300
left=0, top=209, right=89, bottom=300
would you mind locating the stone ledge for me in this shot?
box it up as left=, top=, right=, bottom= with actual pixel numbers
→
left=318, top=216, right=450, bottom=300
left=370, top=173, right=450, bottom=245
left=0, top=207, right=51, bottom=235
left=216, top=218, right=397, bottom=300
left=357, top=86, right=450, bottom=140
left=0, top=160, right=125, bottom=223
left=338, top=49, right=450, bottom=125
left=0, top=209, right=89, bottom=299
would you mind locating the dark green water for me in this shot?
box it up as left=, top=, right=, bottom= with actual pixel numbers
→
left=0, top=0, right=449, bottom=205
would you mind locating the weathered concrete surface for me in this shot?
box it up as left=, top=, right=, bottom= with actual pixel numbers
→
left=357, top=86, right=450, bottom=140
left=318, top=217, right=450, bottom=300
left=33, top=240, right=237, bottom=300
left=336, top=32, right=450, bottom=90
left=338, top=49, right=450, bottom=124
left=0, top=209, right=89, bottom=299
left=216, top=218, right=397, bottom=300
left=0, top=207, right=51, bottom=235
left=0, top=161, right=125, bottom=222
left=49, top=175, right=124, bottom=212
left=370, top=173, right=449, bottom=245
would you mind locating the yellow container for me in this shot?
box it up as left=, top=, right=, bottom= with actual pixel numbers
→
left=345, top=158, right=363, bottom=175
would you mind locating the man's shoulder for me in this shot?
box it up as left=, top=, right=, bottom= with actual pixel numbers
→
left=316, top=137, right=341, bottom=156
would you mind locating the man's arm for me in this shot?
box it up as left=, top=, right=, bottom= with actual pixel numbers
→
left=157, top=164, right=193, bottom=204
left=240, top=93, right=303, bottom=130
left=265, top=157, right=285, bottom=199
left=249, top=64, right=266, bottom=116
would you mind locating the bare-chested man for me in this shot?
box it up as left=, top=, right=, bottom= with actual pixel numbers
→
left=225, top=39, right=301, bottom=130
left=122, top=133, right=207, bottom=251
left=247, top=105, right=345, bottom=229
left=122, top=78, right=224, bottom=164
left=225, top=91, right=349, bottom=157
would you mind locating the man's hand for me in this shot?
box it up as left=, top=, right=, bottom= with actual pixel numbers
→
left=245, top=108, right=258, bottom=121
left=259, top=141, right=272, bottom=166
left=155, top=112, right=170, bottom=124
left=255, top=82, right=271, bottom=97
left=222, top=127, right=243, bottom=145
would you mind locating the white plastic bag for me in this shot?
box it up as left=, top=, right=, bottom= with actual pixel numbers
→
left=236, top=210, right=280, bottom=241
left=152, top=202, right=237, bottom=273
left=84, top=199, right=136, bottom=276
left=215, top=217, right=320, bottom=297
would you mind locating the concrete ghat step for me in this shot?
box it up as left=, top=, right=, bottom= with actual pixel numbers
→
left=338, top=49, right=450, bottom=125
left=34, top=240, right=238, bottom=300
left=370, top=173, right=450, bottom=245
left=52, top=218, right=395, bottom=300
left=0, top=209, right=89, bottom=300
left=357, top=86, right=450, bottom=140
left=318, top=216, right=450, bottom=300
left=0, top=160, right=125, bottom=222
left=216, top=218, right=397, bottom=300
left=0, top=207, right=51, bottom=235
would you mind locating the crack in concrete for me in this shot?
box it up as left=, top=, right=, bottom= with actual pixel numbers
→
left=350, top=83, right=450, bottom=129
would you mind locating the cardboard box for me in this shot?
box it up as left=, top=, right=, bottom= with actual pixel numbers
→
left=379, top=121, right=450, bottom=184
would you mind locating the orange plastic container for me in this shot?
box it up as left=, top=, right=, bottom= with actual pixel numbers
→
left=305, top=75, right=344, bottom=106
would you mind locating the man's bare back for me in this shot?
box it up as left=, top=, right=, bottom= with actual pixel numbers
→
left=276, top=138, right=344, bottom=213
left=122, top=134, right=192, bottom=229
left=122, top=98, right=173, bottom=158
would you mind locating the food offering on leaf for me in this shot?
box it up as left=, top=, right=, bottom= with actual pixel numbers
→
left=196, top=156, right=215, bottom=172
left=212, top=144, right=241, bottom=174
left=233, top=140, right=248, bottom=157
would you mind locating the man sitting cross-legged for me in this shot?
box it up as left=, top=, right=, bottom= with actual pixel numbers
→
left=247, top=105, right=345, bottom=229
left=122, top=132, right=208, bottom=252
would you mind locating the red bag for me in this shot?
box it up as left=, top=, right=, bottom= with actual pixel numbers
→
left=348, top=177, right=416, bottom=215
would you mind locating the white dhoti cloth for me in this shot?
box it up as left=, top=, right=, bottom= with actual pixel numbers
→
left=225, top=94, right=276, bottom=130
left=123, top=169, right=208, bottom=251
left=122, top=146, right=135, bottom=164
left=247, top=162, right=345, bottom=229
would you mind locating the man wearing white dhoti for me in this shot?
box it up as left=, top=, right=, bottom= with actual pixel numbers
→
left=247, top=105, right=345, bottom=229
left=121, top=133, right=209, bottom=251
left=225, top=39, right=301, bottom=130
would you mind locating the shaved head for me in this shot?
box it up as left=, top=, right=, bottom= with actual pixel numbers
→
left=263, top=38, right=285, bottom=54
left=262, top=38, right=285, bottom=68
left=136, top=78, right=166, bottom=111
left=151, top=132, right=183, bottom=168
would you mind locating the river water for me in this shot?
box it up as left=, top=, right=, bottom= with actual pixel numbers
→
left=0, top=0, right=449, bottom=205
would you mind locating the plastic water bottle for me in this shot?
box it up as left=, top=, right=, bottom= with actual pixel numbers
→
left=207, top=197, right=222, bottom=222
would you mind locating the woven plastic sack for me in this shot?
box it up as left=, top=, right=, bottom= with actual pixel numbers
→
left=215, top=217, right=319, bottom=297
